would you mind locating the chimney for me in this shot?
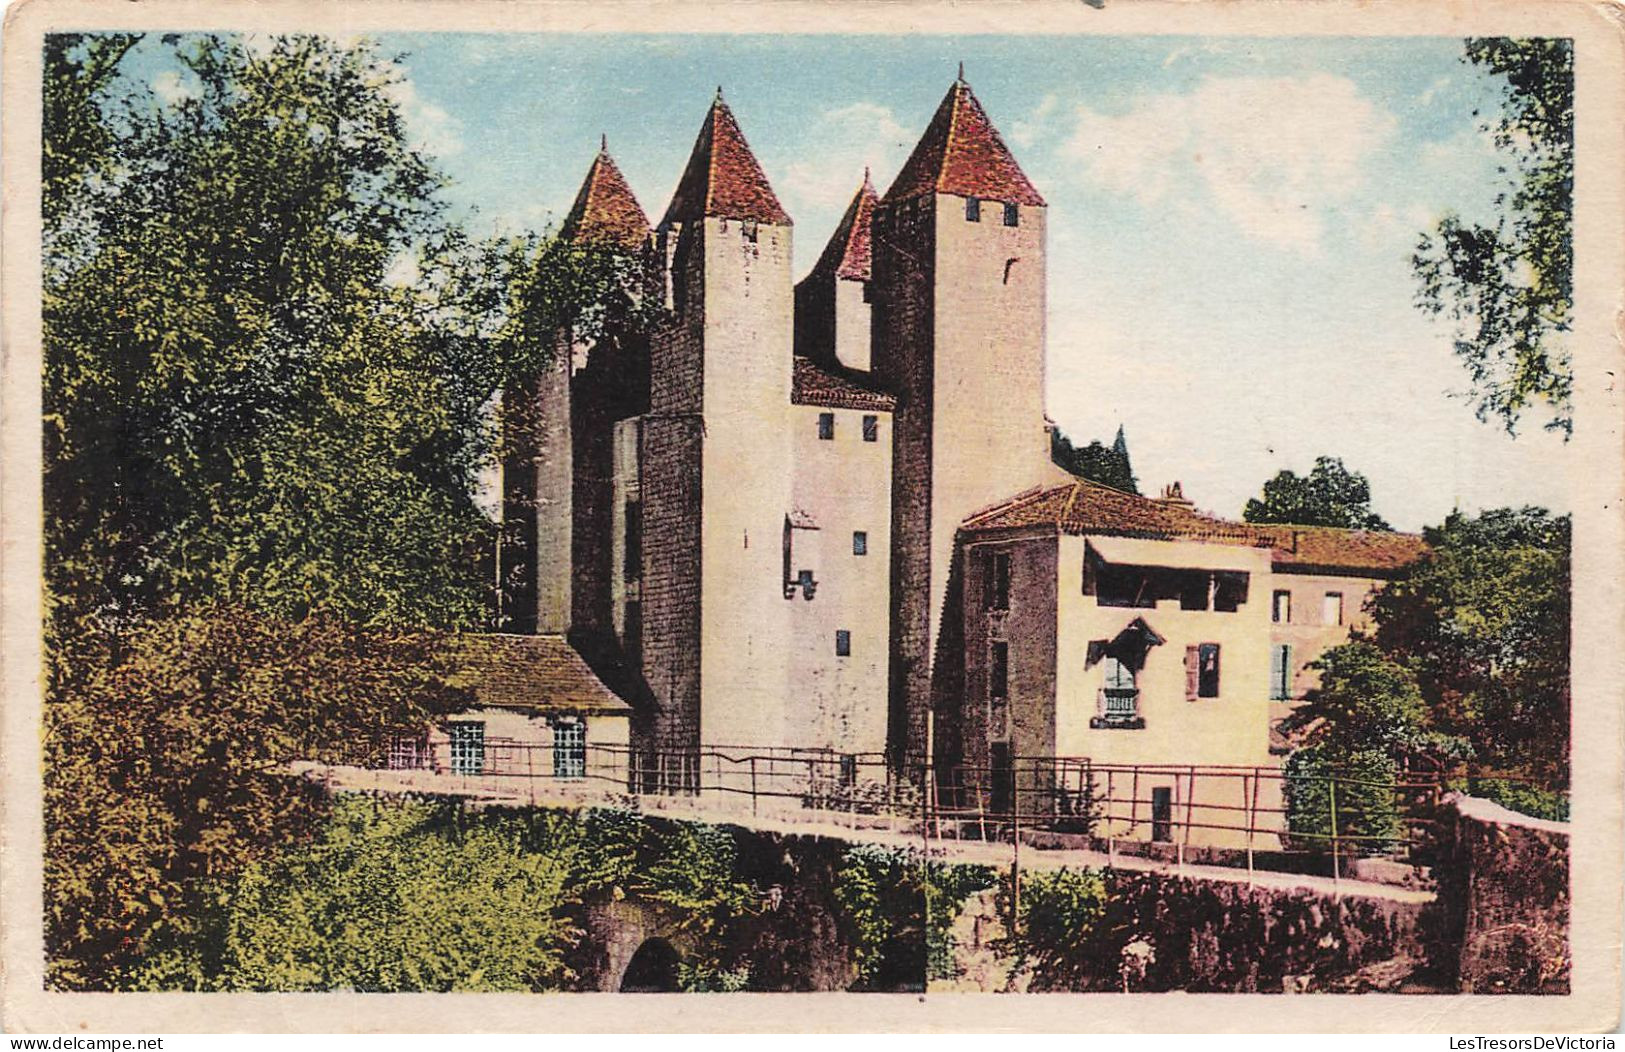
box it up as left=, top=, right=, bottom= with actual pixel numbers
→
left=1158, top=481, right=1195, bottom=510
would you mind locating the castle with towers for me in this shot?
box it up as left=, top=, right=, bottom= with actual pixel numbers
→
left=475, top=73, right=1422, bottom=810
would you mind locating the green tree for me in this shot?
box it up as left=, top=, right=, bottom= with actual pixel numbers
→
left=44, top=607, right=465, bottom=989
left=1051, top=427, right=1138, bottom=494
left=1412, top=38, right=1573, bottom=437
left=1278, top=641, right=1464, bottom=764
left=1368, top=507, right=1570, bottom=784
left=1243, top=456, right=1391, bottom=530
left=1282, top=747, right=1405, bottom=857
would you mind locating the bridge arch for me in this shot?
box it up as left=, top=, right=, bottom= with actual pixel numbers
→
left=619, top=937, right=681, bottom=992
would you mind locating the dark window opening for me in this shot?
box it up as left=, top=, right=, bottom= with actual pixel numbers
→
left=862, top=414, right=878, bottom=442
left=853, top=531, right=867, bottom=556
left=1273, top=589, right=1291, bottom=623
left=835, top=629, right=851, bottom=657
left=983, top=550, right=1011, bottom=611
left=623, top=500, right=642, bottom=581
left=965, top=197, right=981, bottom=222
left=624, top=599, right=642, bottom=670
left=839, top=753, right=858, bottom=787
left=861, top=282, right=874, bottom=304
left=990, top=641, right=1009, bottom=700
left=817, top=412, right=834, bottom=440
left=1151, top=787, right=1173, bottom=842
left=1003, top=202, right=1019, bottom=227
left=1198, top=643, right=1221, bottom=698
left=1213, top=572, right=1249, bottom=613
left=742, top=219, right=759, bottom=243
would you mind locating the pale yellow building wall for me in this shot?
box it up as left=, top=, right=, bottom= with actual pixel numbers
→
left=1052, top=533, right=1277, bottom=849
left=926, top=197, right=1070, bottom=662
left=1268, top=570, right=1388, bottom=699
left=832, top=278, right=871, bottom=372
left=787, top=403, right=892, bottom=756
left=430, top=707, right=630, bottom=780
left=696, top=217, right=795, bottom=752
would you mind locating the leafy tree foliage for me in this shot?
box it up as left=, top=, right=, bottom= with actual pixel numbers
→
left=39, top=33, right=654, bottom=988
left=1412, top=39, right=1573, bottom=437
left=833, top=845, right=994, bottom=988
left=1243, top=456, right=1391, bottom=530
left=1282, top=747, right=1405, bottom=857
left=1279, top=641, right=1465, bottom=765
left=44, top=607, right=465, bottom=989
left=1369, top=507, right=1570, bottom=784
left=1051, top=427, right=1138, bottom=494
left=1000, top=867, right=1113, bottom=991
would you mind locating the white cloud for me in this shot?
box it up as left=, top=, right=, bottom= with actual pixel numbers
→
left=383, top=76, right=464, bottom=160
left=1010, top=92, right=1060, bottom=148
left=779, top=101, right=911, bottom=215
left=151, top=71, right=197, bottom=106
left=1061, top=74, right=1397, bottom=252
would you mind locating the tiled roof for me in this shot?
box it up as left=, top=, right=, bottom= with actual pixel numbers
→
left=447, top=634, right=633, bottom=715
left=808, top=171, right=877, bottom=282
left=962, top=479, right=1426, bottom=577
left=791, top=355, right=897, bottom=412
left=561, top=143, right=651, bottom=252
left=661, top=94, right=792, bottom=227
left=884, top=78, right=1045, bottom=207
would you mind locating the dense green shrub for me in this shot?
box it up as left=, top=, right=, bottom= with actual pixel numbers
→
left=832, top=844, right=995, bottom=988
left=1000, top=867, right=1114, bottom=990
left=1283, top=746, right=1404, bottom=856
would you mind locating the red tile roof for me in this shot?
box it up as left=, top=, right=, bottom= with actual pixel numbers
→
left=791, top=355, right=897, bottom=412
left=447, top=634, right=632, bottom=715
left=808, top=171, right=877, bottom=282
left=884, top=78, right=1045, bottom=207
left=962, top=479, right=1426, bottom=577
left=661, top=93, right=791, bottom=227
left=561, top=143, right=651, bottom=252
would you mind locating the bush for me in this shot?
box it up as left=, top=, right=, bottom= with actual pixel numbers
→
left=1000, top=867, right=1113, bottom=990
left=1284, top=746, right=1404, bottom=856
left=832, top=844, right=995, bottom=988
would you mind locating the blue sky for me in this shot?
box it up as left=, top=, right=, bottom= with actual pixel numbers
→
left=147, top=33, right=1576, bottom=531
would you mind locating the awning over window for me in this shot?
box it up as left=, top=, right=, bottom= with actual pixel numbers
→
left=1085, top=617, right=1166, bottom=672
left=1086, top=535, right=1270, bottom=573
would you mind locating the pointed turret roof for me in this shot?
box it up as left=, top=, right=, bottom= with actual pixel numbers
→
left=808, top=169, right=877, bottom=282
left=661, top=91, right=792, bottom=227
left=884, top=76, right=1045, bottom=207
left=561, top=140, right=651, bottom=251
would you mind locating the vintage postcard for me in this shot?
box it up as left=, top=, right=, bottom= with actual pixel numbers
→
left=2, top=0, right=1621, bottom=1034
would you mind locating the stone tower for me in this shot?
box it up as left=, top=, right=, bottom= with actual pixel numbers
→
left=794, top=169, right=878, bottom=372
left=636, top=92, right=796, bottom=786
left=871, top=74, right=1058, bottom=770
left=502, top=141, right=650, bottom=641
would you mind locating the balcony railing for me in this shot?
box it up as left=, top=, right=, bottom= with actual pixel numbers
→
left=1093, top=687, right=1143, bottom=729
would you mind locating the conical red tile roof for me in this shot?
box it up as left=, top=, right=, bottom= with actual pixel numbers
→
left=884, top=78, right=1045, bottom=207
left=561, top=142, right=651, bottom=251
left=661, top=93, right=792, bottom=227
left=808, top=170, right=877, bottom=281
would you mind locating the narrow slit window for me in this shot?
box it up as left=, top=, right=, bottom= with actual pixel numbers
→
left=965, top=197, right=981, bottom=222
left=1003, top=202, right=1019, bottom=227
left=1323, top=591, right=1344, bottom=626
left=1270, top=643, right=1292, bottom=701
left=835, top=630, right=851, bottom=657
left=1272, top=590, right=1291, bottom=624
left=817, top=412, right=835, bottom=440
left=990, top=641, right=1009, bottom=699
left=862, top=414, right=878, bottom=442
left=983, top=551, right=1011, bottom=611
left=852, top=531, right=867, bottom=556
left=1198, top=643, right=1221, bottom=698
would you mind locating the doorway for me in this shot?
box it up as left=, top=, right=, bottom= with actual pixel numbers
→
left=1151, top=786, right=1173, bottom=842
left=620, top=937, right=680, bottom=992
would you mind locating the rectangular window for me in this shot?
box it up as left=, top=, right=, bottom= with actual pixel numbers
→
left=817, top=412, right=835, bottom=440
left=552, top=718, right=586, bottom=779
left=1198, top=643, right=1221, bottom=698
left=839, top=753, right=858, bottom=787
left=965, top=197, right=981, bottom=222
left=835, top=629, right=851, bottom=657
left=389, top=733, right=428, bottom=770
left=1003, top=202, right=1019, bottom=227
left=623, top=500, right=642, bottom=581
left=862, top=414, right=878, bottom=442
left=1270, top=643, right=1293, bottom=701
left=741, top=219, right=759, bottom=243
left=852, top=530, right=867, bottom=556
left=989, top=641, right=1009, bottom=699
left=983, top=550, right=1011, bottom=611
left=1272, top=589, right=1291, bottom=624
left=449, top=721, right=485, bottom=775
left=1323, top=591, right=1344, bottom=626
